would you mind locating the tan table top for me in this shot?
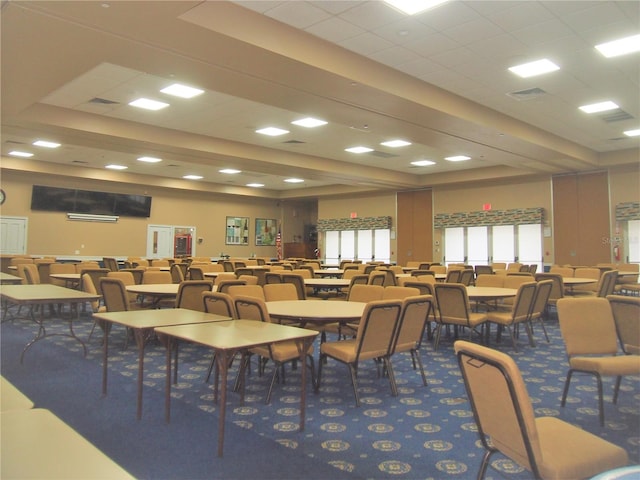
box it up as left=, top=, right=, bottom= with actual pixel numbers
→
left=313, top=269, right=344, bottom=277
left=126, top=283, right=179, bottom=295
left=1, top=377, right=34, bottom=411
left=266, top=300, right=365, bottom=324
left=49, top=273, right=81, bottom=280
left=304, top=278, right=351, bottom=288
left=1, top=409, right=134, bottom=479
left=563, top=277, right=598, bottom=285
left=0, top=284, right=99, bottom=304
left=0, top=272, right=22, bottom=284
left=466, top=286, right=518, bottom=300
left=156, top=320, right=318, bottom=456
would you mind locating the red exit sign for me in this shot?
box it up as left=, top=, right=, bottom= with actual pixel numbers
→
left=482, top=203, right=492, bottom=211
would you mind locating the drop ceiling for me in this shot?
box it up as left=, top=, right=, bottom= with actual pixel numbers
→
left=1, top=0, right=638, bottom=199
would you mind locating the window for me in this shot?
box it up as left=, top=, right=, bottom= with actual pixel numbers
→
left=323, top=229, right=390, bottom=264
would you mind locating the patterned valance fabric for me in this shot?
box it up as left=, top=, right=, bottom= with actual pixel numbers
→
left=317, top=216, right=392, bottom=231
left=616, top=202, right=640, bottom=221
left=434, top=207, right=544, bottom=228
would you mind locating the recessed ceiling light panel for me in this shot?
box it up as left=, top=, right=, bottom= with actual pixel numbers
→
left=284, top=178, right=304, bottom=183
left=128, top=98, right=170, bottom=110
left=508, top=59, right=559, bottom=78
left=8, top=150, right=34, bottom=158
left=183, top=174, right=203, bottom=180
left=219, top=169, right=241, bottom=174
left=383, top=0, right=449, bottom=15
left=247, top=183, right=265, bottom=188
left=291, top=117, right=327, bottom=128
left=345, top=146, right=374, bottom=154
left=256, top=127, right=289, bottom=136
left=596, top=34, right=640, bottom=58
left=624, top=129, right=640, bottom=137
left=579, top=101, right=619, bottom=113
left=105, top=164, right=128, bottom=170
left=137, top=156, right=162, bottom=163
left=33, top=140, right=61, bottom=148
left=160, top=83, right=204, bottom=98
left=411, top=159, right=436, bottom=166
left=381, top=140, right=411, bottom=148
left=445, top=155, right=471, bottom=162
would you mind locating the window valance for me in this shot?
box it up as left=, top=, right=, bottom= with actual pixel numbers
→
left=317, top=216, right=392, bottom=232
left=434, top=207, right=544, bottom=228
left=616, top=202, right=640, bottom=221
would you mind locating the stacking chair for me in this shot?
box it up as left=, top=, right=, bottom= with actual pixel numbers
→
left=202, top=292, right=238, bottom=383
left=534, top=273, right=564, bottom=318
left=103, top=257, right=119, bottom=271
left=382, top=286, right=420, bottom=300
left=142, top=270, right=172, bottom=284
left=454, top=340, right=628, bottom=480
left=410, top=269, right=434, bottom=278
left=233, top=295, right=315, bottom=404
left=79, top=268, right=110, bottom=297
left=474, top=265, right=493, bottom=277
left=237, top=275, right=259, bottom=285
left=389, top=295, right=434, bottom=389
left=346, top=284, right=384, bottom=303
left=485, top=282, right=537, bottom=352
left=317, top=299, right=403, bottom=406
left=445, top=269, right=461, bottom=283
left=188, top=267, right=205, bottom=280
left=557, top=297, right=640, bottom=425
left=216, top=279, right=246, bottom=295
left=608, top=295, right=640, bottom=355
left=433, top=283, right=487, bottom=351
left=264, top=272, right=283, bottom=284
left=174, top=280, right=213, bottom=311
left=98, top=277, right=142, bottom=346
left=20, top=263, right=40, bottom=285
left=528, top=280, right=553, bottom=343
left=263, top=283, right=298, bottom=302
left=170, top=263, right=185, bottom=283
left=226, top=284, right=265, bottom=300
left=281, top=273, right=307, bottom=300
left=106, top=271, right=138, bottom=305
left=368, top=271, right=386, bottom=286
left=459, top=269, right=475, bottom=286
left=48, top=263, right=76, bottom=287
left=36, top=262, right=52, bottom=284
left=120, top=268, right=144, bottom=284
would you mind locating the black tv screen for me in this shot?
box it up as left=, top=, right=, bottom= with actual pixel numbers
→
left=30, top=186, right=152, bottom=218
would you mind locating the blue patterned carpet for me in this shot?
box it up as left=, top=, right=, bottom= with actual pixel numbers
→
left=2, top=305, right=639, bottom=480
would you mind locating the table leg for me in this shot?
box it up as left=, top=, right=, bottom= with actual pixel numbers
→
left=133, top=328, right=152, bottom=420
left=164, top=336, right=173, bottom=424
left=214, top=349, right=238, bottom=457
left=296, top=337, right=314, bottom=432
left=102, top=325, right=110, bottom=395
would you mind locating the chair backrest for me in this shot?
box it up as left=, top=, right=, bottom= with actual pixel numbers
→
left=382, top=286, right=420, bottom=300
left=348, top=274, right=370, bottom=288
left=353, top=300, right=403, bottom=361
left=282, top=274, right=307, bottom=300
left=549, top=266, right=574, bottom=278
left=454, top=340, right=542, bottom=476
left=475, top=274, right=504, bottom=288
left=216, top=279, right=247, bottom=294
left=49, top=263, right=76, bottom=274
left=597, top=270, right=618, bottom=297
left=81, top=273, right=102, bottom=312
left=20, top=264, right=40, bottom=285
left=434, top=283, right=472, bottom=324
left=459, top=269, right=474, bottom=286
left=202, top=291, right=237, bottom=318
left=107, top=271, right=135, bottom=285
left=527, top=264, right=538, bottom=274
left=263, top=283, right=299, bottom=302
left=445, top=269, right=461, bottom=283
left=347, top=284, right=384, bottom=302
left=368, top=271, right=386, bottom=286
left=10, top=257, right=33, bottom=267
left=265, top=272, right=283, bottom=284
left=80, top=268, right=110, bottom=296
left=175, top=280, right=213, bottom=311
left=234, top=295, right=270, bottom=322
left=290, top=268, right=312, bottom=279
left=400, top=281, right=435, bottom=297
left=557, top=297, right=619, bottom=356
left=222, top=261, right=235, bottom=272
left=382, top=269, right=397, bottom=287
left=410, top=269, right=434, bottom=278
left=490, top=262, right=506, bottom=270
left=503, top=275, right=532, bottom=290
left=103, top=257, right=119, bottom=271
left=534, top=273, right=564, bottom=301
left=509, top=282, right=537, bottom=321
left=100, top=277, right=131, bottom=312
left=213, top=273, right=238, bottom=285
left=119, top=268, right=145, bottom=284
left=36, top=262, right=52, bottom=284
left=226, top=284, right=265, bottom=300
left=392, top=295, right=433, bottom=354
left=170, top=263, right=185, bottom=283
left=607, top=295, right=640, bottom=355
left=142, top=270, right=172, bottom=284
left=234, top=267, right=254, bottom=277
left=75, top=262, right=100, bottom=273
left=238, top=275, right=259, bottom=285
left=529, top=280, right=553, bottom=320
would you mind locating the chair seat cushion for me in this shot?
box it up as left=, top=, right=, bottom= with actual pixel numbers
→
left=535, top=416, right=628, bottom=480
left=321, top=339, right=386, bottom=363
left=570, top=354, right=640, bottom=376
left=252, top=341, right=313, bottom=362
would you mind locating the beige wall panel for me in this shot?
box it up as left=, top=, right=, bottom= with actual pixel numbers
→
left=577, top=171, right=610, bottom=265
left=552, top=175, right=580, bottom=266
left=397, top=190, right=432, bottom=266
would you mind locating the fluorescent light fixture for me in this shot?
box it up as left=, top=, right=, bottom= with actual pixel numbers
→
left=33, top=140, right=60, bottom=148
left=595, top=34, right=640, bottom=58
left=183, top=174, right=203, bottom=180
left=247, top=183, right=265, bottom=188
left=284, top=178, right=304, bottom=183
left=579, top=101, right=619, bottom=113
left=291, top=117, right=327, bottom=128
left=137, top=156, right=162, bottom=163
left=160, top=83, right=204, bottom=98
left=508, top=59, right=559, bottom=78
left=411, top=159, right=436, bottom=166
left=105, top=164, right=128, bottom=170
left=67, top=213, right=119, bottom=223
left=445, top=155, right=471, bottom=162
left=128, top=98, right=170, bottom=110
left=624, top=129, right=640, bottom=137
left=381, top=140, right=411, bottom=148
left=256, top=127, right=289, bottom=136
left=8, top=150, right=33, bottom=157
left=345, top=146, right=374, bottom=154
left=383, top=0, right=449, bottom=15
left=219, top=169, right=241, bottom=174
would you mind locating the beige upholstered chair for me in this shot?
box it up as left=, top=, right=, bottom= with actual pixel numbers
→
left=216, top=279, right=247, bottom=295
left=281, top=273, right=307, bottom=300
left=263, top=283, right=298, bottom=302
left=142, top=270, right=172, bottom=284
left=81, top=273, right=105, bottom=314
left=102, top=257, right=119, bottom=271
left=202, top=291, right=238, bottom=383
left=79, top=268, right=110, bottom=296
left=575, top=270, right=618, bottom=298
left=549, top=266, right=574, bottom=278
left=170, top=263, right=185, bottom=283
left=213, top=273, right=238, bottom=285
left=226, top=284, right=265, bottom=300
left=454, top=340, right=628, bottom=480
left=346, top=284, right=384, bottom=303
left=19, top=263, right=40, bottom=285
left=49, top=263, right=76, bottom=287
left=175, top=280, right=213, bottom=311
left=233, top=295, right=315, bottom=404
left=433, top=283, right=487, bottom=351
left=571, top=267, right=602, bottom=294
left=528, top=280, right=553, bottom=344
left=106, top=271, right=138, bottom=304
left=317, top=299, right=403, bottom=406
left=389, top=295, right=434, bottom=389
left=608, top=295, right=640, bottom=355
left=557, top=297, right=640, bottom=425
left=475, top=274, right=504, bottom=287
left=367, top=271, right=386, bottom=286
left=485, top=282, right=537, bottom=352
left=382, top=286, right=420, bottom=300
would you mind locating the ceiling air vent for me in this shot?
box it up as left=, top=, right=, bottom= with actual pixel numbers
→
left=88, top=97, right=119, bottom=105
left=599, top=109, right=634, bottom=123
left=368, top=150, right=397, bottom=158
left=282, top=140, right=305, bottom=144
left=506, top=87, right=547, bottom=101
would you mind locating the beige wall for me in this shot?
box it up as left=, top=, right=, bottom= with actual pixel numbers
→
left=1, top=170, right=287, bottom=259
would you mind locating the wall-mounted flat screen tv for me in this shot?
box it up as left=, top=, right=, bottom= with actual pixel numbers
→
left=30, top=185, right=152, bottom=218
